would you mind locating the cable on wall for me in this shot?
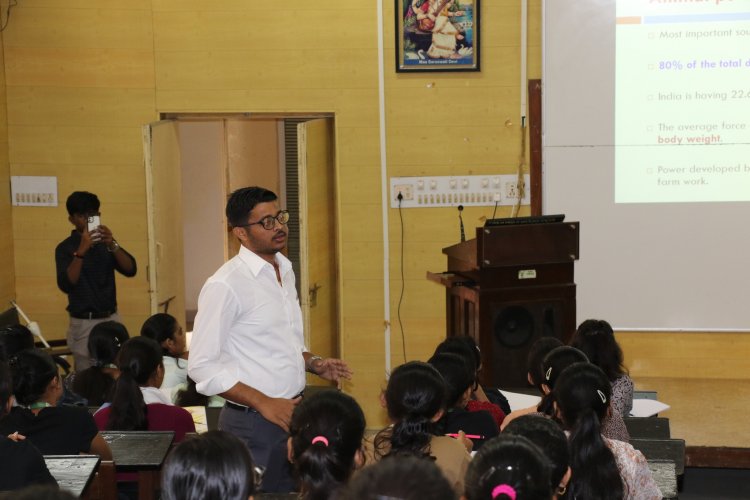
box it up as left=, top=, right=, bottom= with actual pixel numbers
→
left=0, top=0, right=18, bottom=32
left=396, top=194, right=407, bottom=363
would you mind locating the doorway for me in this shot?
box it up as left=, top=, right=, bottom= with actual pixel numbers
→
left=143, top=115, right=340, bottom=362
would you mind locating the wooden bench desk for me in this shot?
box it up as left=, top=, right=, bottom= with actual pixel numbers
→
left=631, top=437, right=686, bottom=476
left=624, top=416, right=671, bottom=440
left=101, top=431, right=174, bottom=500
left=44, top=455, right=100, bottom=498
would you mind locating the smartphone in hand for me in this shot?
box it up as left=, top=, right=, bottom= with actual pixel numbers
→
left=87, top=215, right=101, bottom=242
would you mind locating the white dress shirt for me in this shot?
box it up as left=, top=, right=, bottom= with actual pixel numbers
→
left=188, top=245, right=306, bottom=401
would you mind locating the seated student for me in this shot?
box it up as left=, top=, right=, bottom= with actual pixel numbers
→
left=0, top=361, right=56, bottom=492
left=370, top=361, right=471, bottom=495
left=433, top=337, right=507, bottom=428
left=93, top=337, right=195, bottom=442
left=503, top=415, right=571, bottom=500
left=554, top=362, right=660, bottom=500
left=500, top=337, right=563, bottom=429
left=0, top=325, right=35, bottom=359
left=161, top=430, right=257, bottom=500
left=140, top=313, right=188, bottom=403
left=0, top=350, right=111, bottom=459
left=540, top=346, right=629, bottom=443
left=428, top=352, right=499, bottom=450
left=464, top=434, right=553, bottom=500
left=286, top=390, right=366, bottom=499
left=66, top=321, right=128, bottom=406
left=343, top=455, right=457, bottom=500
left=570, top=319, right=634, bottom=416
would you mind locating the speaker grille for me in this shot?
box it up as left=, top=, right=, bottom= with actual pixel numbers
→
left=493, top=306, right=535, bottom=348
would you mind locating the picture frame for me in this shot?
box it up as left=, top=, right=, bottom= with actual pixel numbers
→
left=396, top=0, right=480, bottom=72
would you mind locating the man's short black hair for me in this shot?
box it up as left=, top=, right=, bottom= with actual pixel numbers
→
left=225, top=186, right=278, bottom=228
left=65, top=191, right=100, bottom=216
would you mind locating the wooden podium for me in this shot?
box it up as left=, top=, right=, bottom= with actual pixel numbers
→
left=428, top=220, right=580, bottom=388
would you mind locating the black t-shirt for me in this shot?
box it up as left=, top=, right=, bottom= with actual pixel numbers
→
left=0, top=435, right=56, bottom=491
left=0, top=406, right=99, bottom=455
left=54, top=230, right=137, bottom=315
left=440, top=407, right=500, bottom=450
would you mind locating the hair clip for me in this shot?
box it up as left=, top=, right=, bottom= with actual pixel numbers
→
left=491, top=484, right=517, bottom=500
left=311, top=435, right=329, bottom=447
left=545, top=367, right=552, bottom=381
left=597, top=389, right=607, bottom=404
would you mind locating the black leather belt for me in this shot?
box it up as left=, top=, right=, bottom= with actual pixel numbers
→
left=225, top=401, right=257, bottom=413
left=70, top=310, right=114, bottom=320
left=225, top=391, right=304, bottom=413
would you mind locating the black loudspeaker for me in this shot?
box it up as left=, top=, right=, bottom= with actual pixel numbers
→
left=487, top=293, right=573, bottom=389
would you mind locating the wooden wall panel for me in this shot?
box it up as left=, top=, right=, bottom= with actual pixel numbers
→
left=0, top=35, right=14, bottom=304
left=3, top=1, right=154, bottom=343
left=618, top=332, right=750, bottom=379
left=7, top=87, right=156, bottom=126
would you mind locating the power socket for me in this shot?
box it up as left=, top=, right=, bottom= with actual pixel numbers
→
left=393, top=184, right=414, bottom=201
left=505, top=181, right=523, bottom=200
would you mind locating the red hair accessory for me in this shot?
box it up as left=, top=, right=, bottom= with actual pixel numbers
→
left=311, top=436, right=329, bottom=447
left=491, top=484, right=517, bottom=500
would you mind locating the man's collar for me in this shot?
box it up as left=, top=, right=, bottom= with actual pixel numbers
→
left=237, top=245, right=291, bottom=277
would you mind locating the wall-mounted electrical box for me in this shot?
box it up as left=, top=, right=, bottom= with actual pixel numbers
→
left=11, top=176, right=58, bottom=207
left=389, top=174, right=530, bottom=208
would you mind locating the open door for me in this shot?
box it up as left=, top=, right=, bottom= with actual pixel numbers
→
left=143, top=121, right=186, bottom=324
left=297, top=119, right=338, bottom=369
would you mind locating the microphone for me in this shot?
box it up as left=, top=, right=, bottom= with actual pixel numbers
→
left=458, top=205, right=466, bottom=242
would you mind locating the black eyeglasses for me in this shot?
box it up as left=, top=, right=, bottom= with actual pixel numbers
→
left=238, top=210, right=290, bottom=230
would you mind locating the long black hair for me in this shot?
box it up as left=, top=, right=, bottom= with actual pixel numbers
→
left=289, top=390, right=366, bottom=500
left=554, top=362, right=623, bottom=500
left=537, top=346, right=588, bottom=415
left=428, top=352, right=474, bottom=408
left=161, top=430, right=256, bottom=500
left=374, top=361, right=446, bottom=459
left=526, top=337, right=563, bottom=392
left=140, top=313, right=181, bottom=358
left=570, top=319, right=627, bottom=381
left=8, top=350, right=58, bottom=406
left=464, top=434, right=552, bottom=500
left=74, top=321, right=129, bottom=406
left=434, top=337, right=479, bottom=391
left=106, top=337, right=163, bottom=431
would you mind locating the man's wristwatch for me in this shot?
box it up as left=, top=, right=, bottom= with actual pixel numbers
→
left=107, top=239, right=121, bottom=253
left=307, top=355, right=323, bottom=373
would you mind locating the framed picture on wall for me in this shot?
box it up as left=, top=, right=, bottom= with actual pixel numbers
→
left=396, top=0, right=480, bottom=72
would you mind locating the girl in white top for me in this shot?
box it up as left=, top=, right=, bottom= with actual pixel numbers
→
left=140, top=313, right=188, bottom=403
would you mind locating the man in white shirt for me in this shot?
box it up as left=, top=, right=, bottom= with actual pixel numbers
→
left=188, top=186, right=352, bottom=492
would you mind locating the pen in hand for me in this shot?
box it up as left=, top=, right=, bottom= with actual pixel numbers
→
left=446, top=433, right=485, bottom=440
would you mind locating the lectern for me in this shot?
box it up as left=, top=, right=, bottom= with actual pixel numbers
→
left=428, top=220, right=580, bottom=388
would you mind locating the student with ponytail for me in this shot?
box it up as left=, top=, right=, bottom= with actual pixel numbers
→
left=93, top=337, right=194, bottom=442
left=286, top=390, right=366, bottom=499
left=370, top=361, right=471, bottom=495
left=463, top=434, right=552, bottom=500
left=67, top=321, right=128, bottom=406
left=554, top=363, right=660, bottom=500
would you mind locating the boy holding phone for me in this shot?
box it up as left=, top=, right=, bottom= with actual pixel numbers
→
left=55, top=191, right=137, bottom=370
